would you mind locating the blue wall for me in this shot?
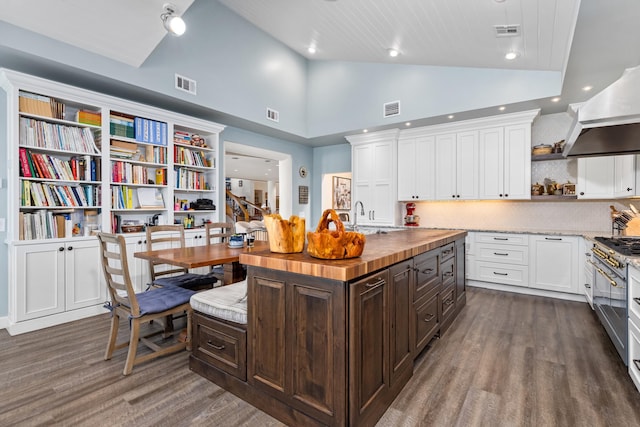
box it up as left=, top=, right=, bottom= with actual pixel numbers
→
left=311, top=143, right=352, bottom=227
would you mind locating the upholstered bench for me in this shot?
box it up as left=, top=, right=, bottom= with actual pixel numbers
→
left=190, top=280, right=247, bottom=380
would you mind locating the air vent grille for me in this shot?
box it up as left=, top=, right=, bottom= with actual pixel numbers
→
left=494, top=25, right=520, bottom=37
left=384, top=101, right=400, bottom=118
left=266, top=108, right=279, bottom=122
left=175, top=74, right=197, bottom=95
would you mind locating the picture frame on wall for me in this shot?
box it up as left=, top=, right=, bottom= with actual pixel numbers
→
left=332, top=176, right=351, bottom=210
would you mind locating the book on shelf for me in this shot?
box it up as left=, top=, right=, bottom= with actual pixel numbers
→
left=76, top=110, right=101, bottom=126
left=18, top=91, right=53, bottom=118
left=18, top=147, right=32, bottom=177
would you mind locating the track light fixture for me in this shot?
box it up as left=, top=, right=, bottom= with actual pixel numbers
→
left=161, top=3, right=186, bottom=36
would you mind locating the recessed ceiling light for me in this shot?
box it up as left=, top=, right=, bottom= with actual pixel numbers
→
left=363, top=129, right=368, bottom=133
left=505, top=51, right=519, bottom=60
left=448, top=115, right=454, bottom=119
left=405, top=122, right=411, bottom=127
left=499, top=106, right=506, bottom=111
left=307, top=46, right=316, bottom=54
left=388, top=48, right=400, bottom=58
left=583, top=85, right=593, bottom=91
left=551, top=97, right=561, bottom=102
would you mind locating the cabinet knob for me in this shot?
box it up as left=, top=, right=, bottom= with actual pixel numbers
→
left=628, top=187, right=633, bottom=192
left=580, top=192, right=585, bottom=196
left=137, top=240, right=143, bottom=245
left=456, top=195, right=460, bottom=198
left=452, top=195, right=456, bottom=198
left=59, top=247, right=65, bottom=252
left=499, top=194, right=503, bottom=197
left=67, top=246, right=73, bottom=251
left=504, top=194, right=508, bottom=197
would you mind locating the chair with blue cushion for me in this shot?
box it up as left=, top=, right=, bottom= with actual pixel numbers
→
left=146, top=225, right=218, bottom=291
left=97, top=232, right=195, bottom=375
left=205, top=222, right=235, bottom=282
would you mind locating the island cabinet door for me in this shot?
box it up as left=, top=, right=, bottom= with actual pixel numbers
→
left=349, top=269, right=390, bottom=427
left=248, top=270, right=348, bottom=426
left=388, top=261, right=414, bottom=390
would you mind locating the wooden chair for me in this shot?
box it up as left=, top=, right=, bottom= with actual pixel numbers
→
left=205, top=222, right=235, bottom=282
left=97, top=232, right=195, bottom=375
left=146, top=225, right=218, bottom=290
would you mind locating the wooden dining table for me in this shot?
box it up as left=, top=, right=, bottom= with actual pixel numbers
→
left=134, top=241, right=270, bottom=285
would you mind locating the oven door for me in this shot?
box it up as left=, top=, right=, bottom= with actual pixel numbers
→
left=593, top=259, right=628, bottom=365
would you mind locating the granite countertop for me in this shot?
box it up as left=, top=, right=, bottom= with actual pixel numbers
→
left=239, top=228, right=466, bottom=282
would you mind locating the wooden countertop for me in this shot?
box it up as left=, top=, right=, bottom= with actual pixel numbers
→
left=239, top=228, right=466, bottom=281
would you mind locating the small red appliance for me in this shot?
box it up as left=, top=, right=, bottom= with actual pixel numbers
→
left=404, top=202, right=420, bottom=226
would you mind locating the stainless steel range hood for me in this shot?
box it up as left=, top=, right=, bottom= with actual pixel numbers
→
left=564, top=65, right=640, bottom=157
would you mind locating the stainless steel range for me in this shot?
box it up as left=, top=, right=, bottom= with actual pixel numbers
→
left=592, top=236, right=632, bottom=365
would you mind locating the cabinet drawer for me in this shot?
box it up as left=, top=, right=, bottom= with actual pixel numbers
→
left=440, top=243, right=455, bottom=262
left=413, top=293, right=439, bottom=354
left=440, top=285, right=456, bottom=320
left=441, top=257, right=455, bottom=287
left=193, top=312, right=247, bottom=381
left=414, top=250, right=440, bottom=301
left=476, top=243, right=528, bottom=265
left=475, top=233, right=527, bottom=246
left=476, top=262, right=528, bottom=287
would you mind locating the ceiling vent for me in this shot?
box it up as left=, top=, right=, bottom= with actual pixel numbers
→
left=494, top=25, right=521, bottom=37
left=266, top=107, right=280, bottom=122
left=175, top=74, right=196, bottom=95
left=384, top=100, right=401, bottom=118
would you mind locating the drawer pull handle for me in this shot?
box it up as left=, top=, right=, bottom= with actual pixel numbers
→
left=423, top=313, right=435, bottom=322
left=422, top=268, right=434, bottom=274
left=493, top=252, right=509, bottom=256
left=444, top=299, right=454, bottom=306
left=545, top=237, right=562, bottom=241
left=493, top=272, right=508, bottom=276
left=634, top=359, right=640, bottom=371
left=365, top=279, right=385, bottom=288
left=634, top=297, right=640, bottom=306
left=207, top=340, right=225, bottom=351
left=443, top=271, right=454, bottom=277
left=493, top=237, right=508, bottom=241
left=585, top=284, right=591, bottom=289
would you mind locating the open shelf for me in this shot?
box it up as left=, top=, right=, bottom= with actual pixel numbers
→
left=531, top=153, right=565, bottom=161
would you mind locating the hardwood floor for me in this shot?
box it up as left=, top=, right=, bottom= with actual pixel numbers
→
left=1, top=287, right=639, bottom=426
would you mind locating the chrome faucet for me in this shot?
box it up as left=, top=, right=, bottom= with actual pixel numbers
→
left=353, top=200, right=365, bottom=231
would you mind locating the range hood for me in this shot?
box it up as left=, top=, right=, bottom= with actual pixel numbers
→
left=564, top=65, right=640, bottom=158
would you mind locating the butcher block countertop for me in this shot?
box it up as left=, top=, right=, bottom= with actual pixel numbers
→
left=239, top=228, right=467, bottom=282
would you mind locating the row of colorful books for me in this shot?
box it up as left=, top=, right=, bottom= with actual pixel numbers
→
left=111, top=161, right=153, bottom=185
left=19, top=117, right=99, bottom=153
left=174, top=146, right=211, bottom=167
left=111, top=186, right=135, bottom=209
left=110, top=112, right=168, bottom=146
left=19, top=148, right=98, bottom=182
left=19, top=91, right=65, bottom=120
left=76, top=110, right=101, bottom=126
left=20, top=211, right=73, bottom=240
left=22, top=180, right=99, bottom=208
left=174, top=168, right=209, bottom=190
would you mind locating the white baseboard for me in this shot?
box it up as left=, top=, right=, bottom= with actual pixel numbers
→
left=467, top=280, right=588, bottom=304
left=0, top=316, right=9, bottom=330
left=5, top=306, right=108, bottom=336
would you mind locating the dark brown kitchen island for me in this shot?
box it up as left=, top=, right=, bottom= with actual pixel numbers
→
left=189, top=228, right=467, bottom=427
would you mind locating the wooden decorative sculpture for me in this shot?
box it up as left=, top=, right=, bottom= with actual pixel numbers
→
left=307, top=209, right=366, bottom=259
left=263, top=214, right=306, bottom=253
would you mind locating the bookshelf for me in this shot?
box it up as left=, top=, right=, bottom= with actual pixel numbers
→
left=1, top=69, right=225, bottom=334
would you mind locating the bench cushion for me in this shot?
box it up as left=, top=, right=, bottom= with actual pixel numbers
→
left=153, top=272, right=218, bottom=290
left=190, top=280, right=247, bottom=325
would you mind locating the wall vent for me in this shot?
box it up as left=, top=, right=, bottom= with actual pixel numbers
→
left=383, top=100, right=401, bottom=118
left=266, top=108, right=280, bottom=122
left=494, top=25, right=520, bottom=37
left=175, top=74, right=197, bottom=95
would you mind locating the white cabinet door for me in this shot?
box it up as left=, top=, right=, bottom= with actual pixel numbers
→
left=351, top=134, right=397, bottom=225
left=185, top=229, right=210, bottom=274
left=456, top=131, right=479, bottom=200
left=398, top=136, right=435, bottom=201
left=15, top=243, right=65, bottom=321
left=65, top=239, right=106, bottom=311
left=478, top=127, right=504, bottom=199
left=614, top=155, right=636, bottom=197
left=503, top=124, right=531, bottom=200
left=124, top=235, right=150, bottom=293
left=434, top=133, right=457, bottom=200
left=577, top=157, right=615, bottom=199
left=529, top=235, right=579, bottom=293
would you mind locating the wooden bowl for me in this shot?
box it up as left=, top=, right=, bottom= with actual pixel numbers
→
left=121, top=224, right=144, bottom=233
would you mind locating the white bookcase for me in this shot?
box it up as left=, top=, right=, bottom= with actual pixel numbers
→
left=0, top=69, right=225, bottom=335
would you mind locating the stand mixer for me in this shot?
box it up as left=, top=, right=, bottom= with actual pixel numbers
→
left=404, top=202, right=420, bottom=226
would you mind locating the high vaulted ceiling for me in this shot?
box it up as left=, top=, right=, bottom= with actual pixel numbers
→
left=1, top=0, right=640, bottom=148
